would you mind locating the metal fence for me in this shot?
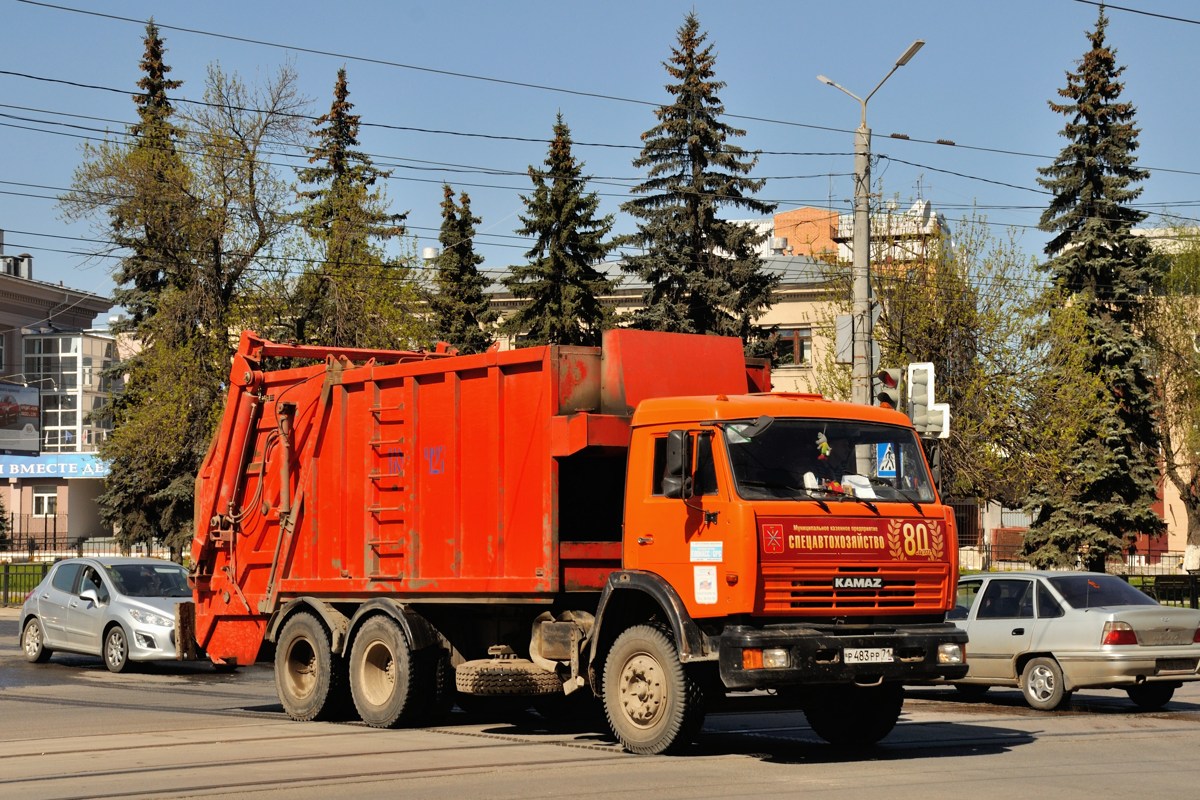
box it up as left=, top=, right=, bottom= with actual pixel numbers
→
left=958, top=542, right=1199, bottom=608
left=0, top=514, right=72, bottom=557
left=962, top=542, right=1186, bottom=575
left=946, top=499, right=981, bottom=547
left=1, top=537, right=174, bottom=606
left=1, top=560, right=50, bottom=606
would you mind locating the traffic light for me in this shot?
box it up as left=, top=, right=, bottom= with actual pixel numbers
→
left=906, top=362, right=950, bottom=438
left=906, top=362, right=933, bottom=431
left=873, top=367, right=903, bottom=409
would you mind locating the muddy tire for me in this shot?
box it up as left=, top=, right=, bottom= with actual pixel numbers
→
left=953, top=684, right=991, bottom=701
left=349, top=615, right=425, bottom=728
left=104, top=625, right=131, bottom=673
left=1127, top=683, right=1175, bottom=710
left=456, top=660, right=562, bottom=696
left=534, top=689, right=605, bottom=731
left=1020, top=657, right=1069, bottom=711
left=275, top=612, right=348, bottom=721
left=804, top=683, right=903, bottom=746
left=22, top=618, right=52, bottom=663
left=602, top=624, right=705, bottom=755
left=418, top=647, right=455, bottom=723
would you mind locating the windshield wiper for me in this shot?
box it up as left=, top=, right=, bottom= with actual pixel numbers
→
left=840, top=493, right=879, bottom=515
left=798, top=487, right=831, bottom=512
left=813, top=484, right=879, bottom=515
left=893, top=486, right=923, bottom=514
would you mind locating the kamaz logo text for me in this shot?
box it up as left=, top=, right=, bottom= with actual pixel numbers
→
left=834, top=577, right=883, bottom=589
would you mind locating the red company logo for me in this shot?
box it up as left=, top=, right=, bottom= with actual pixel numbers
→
left=762, top=523, right=784, bottom=554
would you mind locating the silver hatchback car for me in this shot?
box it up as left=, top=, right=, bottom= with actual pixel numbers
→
left=945, top=571, right=1200, bottom=710
left=19, top=557, right=191, bottom=672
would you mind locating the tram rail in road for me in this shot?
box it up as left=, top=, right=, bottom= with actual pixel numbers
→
left=3, top=607, right=1200, bottom=800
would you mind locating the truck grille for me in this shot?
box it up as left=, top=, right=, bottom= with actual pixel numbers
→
left=759, top=563, right=950, bottom=613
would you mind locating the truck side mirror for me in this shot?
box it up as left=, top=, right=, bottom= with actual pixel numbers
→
left=662, top=430, right=693, bottom=500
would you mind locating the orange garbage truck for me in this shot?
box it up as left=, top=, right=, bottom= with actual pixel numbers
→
left=185, top=328, right=967, bottom=754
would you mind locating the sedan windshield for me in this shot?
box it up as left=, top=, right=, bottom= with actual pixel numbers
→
left=722, top=418, right=935, bottom=503
left=106, top=563, right=191, bottom=598
left=1048, top=574, right=1158, bottom=609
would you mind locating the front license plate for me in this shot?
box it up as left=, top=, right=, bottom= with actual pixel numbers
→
left=844, top=647, right=894, bottom=664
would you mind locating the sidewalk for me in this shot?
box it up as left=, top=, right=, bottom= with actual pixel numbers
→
left=0, top=605, right=21, bottom=619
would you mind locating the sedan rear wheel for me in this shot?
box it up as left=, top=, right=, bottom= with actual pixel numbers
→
left=1020, top=656, right=1068, bottom=710
left=22, top=618, right=52, bottom=663
left=1126, top=683, right=1175, bottom=710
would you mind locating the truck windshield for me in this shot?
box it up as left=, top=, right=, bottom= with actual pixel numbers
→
left=722, top=418, right=936, bottom=503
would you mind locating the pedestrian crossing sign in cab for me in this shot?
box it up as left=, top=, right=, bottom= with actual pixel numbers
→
left=876, top=443, right=897, bottom=478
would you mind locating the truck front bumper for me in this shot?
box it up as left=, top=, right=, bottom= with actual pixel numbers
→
left=718, top=622, right=969, bottom=689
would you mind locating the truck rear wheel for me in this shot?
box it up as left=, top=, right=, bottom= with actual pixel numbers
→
left=349, top=615, right=422, bottom=728
left=602, top=624, right=704, bottom=755
left=275, top=612, right=348, bottom=721
left=804, top=683, right=903, bottom=746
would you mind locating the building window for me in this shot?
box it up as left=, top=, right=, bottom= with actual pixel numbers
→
left=774, top=328, right=813, bottom=366
left=33, top=486, right=57, bottom=517
left=22, top=333, right=117, bottom=453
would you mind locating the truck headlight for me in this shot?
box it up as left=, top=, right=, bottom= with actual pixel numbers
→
left=742, top=648, right=791, bottom=669
left=937, top=643, right=964, bottom=665
left=762, top=648, right=790, bottom=669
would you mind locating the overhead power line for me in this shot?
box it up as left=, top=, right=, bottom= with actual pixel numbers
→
left=19, top=0, right=1188, bottom=170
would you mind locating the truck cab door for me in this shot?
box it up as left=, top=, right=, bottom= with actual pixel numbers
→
left=628, top=430, right=736, bottom=613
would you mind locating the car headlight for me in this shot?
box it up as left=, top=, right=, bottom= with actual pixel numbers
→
left=128, top=608, right=174, bottom=628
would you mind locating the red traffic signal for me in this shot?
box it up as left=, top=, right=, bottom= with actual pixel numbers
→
left=873, top=368, right=903, bottom=409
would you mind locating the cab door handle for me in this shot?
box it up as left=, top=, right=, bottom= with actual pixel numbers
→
left=1011, top=628, right=1025, bottom=635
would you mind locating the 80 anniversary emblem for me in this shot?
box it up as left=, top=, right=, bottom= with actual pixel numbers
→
left=759, top=516, right=946, bottom=561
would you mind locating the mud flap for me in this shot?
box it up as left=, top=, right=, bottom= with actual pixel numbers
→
left=175, top=601, right=198, bottom=661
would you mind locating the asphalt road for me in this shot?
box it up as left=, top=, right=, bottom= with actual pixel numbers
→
left=3, top=605, right=1200, bottom=800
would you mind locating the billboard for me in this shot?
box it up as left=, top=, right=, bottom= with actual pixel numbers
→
left=0, top=381, right=41, bottom=456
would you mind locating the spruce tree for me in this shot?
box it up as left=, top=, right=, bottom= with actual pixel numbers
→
left=620, top=12, right=777, bottom=340
left=503, top=113, right=616, bottom=346
left=430, top=185, right=495, bottom=354
left=109, top=20, right=194, bottom=330
left=295, top=68, right=415, bottom=347
left=1023, top=8, right=1166, bottom=570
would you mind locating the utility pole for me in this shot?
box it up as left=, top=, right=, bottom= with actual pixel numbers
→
left=818, top=39, right=924, bottom=405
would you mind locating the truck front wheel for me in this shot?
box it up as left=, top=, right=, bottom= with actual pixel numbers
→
left=602, top=624, right=704, bottom=755
left=275, top=612, right=348, bottom=721
left=804, top=683, right=903, bottom=746
left=349, top=615, right=421, bottom=727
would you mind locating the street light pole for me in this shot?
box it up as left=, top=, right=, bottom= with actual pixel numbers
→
left=818, top=39, right=924, bottom=405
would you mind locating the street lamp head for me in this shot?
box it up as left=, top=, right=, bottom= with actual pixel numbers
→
left=817, top=74, right=833, bottom=86
left=896, top=40, right=925, bottom=67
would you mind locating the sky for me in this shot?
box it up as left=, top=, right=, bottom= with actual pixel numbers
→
left=2, top=0, right=1199, bottom=309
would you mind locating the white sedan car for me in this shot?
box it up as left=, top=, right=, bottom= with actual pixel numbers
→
left=945, top=571, right=1200, bottom=710
left=20, top=557, right=192, bottom=672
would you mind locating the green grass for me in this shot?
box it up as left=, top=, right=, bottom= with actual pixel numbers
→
left=1, top=562, right=49, bottom=606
